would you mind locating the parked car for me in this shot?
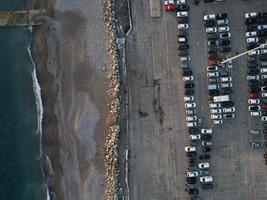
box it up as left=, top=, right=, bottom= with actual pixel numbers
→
left=251, top=111, right=262, bottom=116
left=178, top=23, right=189, bottom=29
left=248, top=105, right=261, bottom=111
left=223, top=113, right=235, bottom=119
left=184, top=96, right=194, bottom=102
left=200, top=176, right=213, bottom=183
left=204, top=20, right=215, bottom=27
left=203, top=14, right=216, bottom=21
left=218, top=26, right=230, bottom=32
left=201, top=128, right=212, bottom=134
left=217, top=19, right=228, bottom=26
left=222, top=101, right=234, bottom=107
left=178, top=17, right=189, bottom=23
left=199, top=154, right=211, bottom=160
left=198, top=162, right=210, bottom=169
left=245, top=12, right=258, bottom=19
left=245, top=31, right=257, bottom=37
left=216, top=13, right=227, bottom=19
left=207, top=72, right=219, bottom=77
left=220, top=32, right=231, bottom=39
left=247, top=37, right=259, bottom=43
left=213, top=119, right=223, bottom=125
left=248, top=99, right=260, bottom=104
left=209, top=103, right=221, bottom=108
left=185, top=82, right=194, bottom=89
left=223, top=107, right=235, bottom=113
left=220, top=46, right=231, bottom=52
left=183, top=76, right=194, bottom=81
left=219, top=39, right=231, bottom=46
left=206, top=27, right=217, bottom=33
left=208, top=39, right=218, bottom=46
left=220, top=76, right=232, bottom=82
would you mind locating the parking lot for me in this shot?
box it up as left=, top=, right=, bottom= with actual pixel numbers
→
left=127, top=0, right=267, bottom=200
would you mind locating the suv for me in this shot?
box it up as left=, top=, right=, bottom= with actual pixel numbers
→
left=217, top=19, right=228, bottom=26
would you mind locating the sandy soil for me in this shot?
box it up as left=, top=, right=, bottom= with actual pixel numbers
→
left=32, top=0, right=111, bottom=199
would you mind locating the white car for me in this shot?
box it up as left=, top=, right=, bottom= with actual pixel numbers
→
left=217, top=19, right=228, bottom=26
left=221, top=83, right=233, bottom=88
left=186, top=116, right=197, bottom=122
left=180, top=56, right=190, bottom=62
left=248, top=99, right=260, bottom=104
left=223, top=107, right=235, bottom=113
left=201, top=128, right=212, bottom=134
left=185, top=103, right=196, bottom=108
left=247, top=75, right=260, bottom=80
left=200, top=176, right=213, bottom=183
left=186, top=109, right=196, bottom=115
left=183, top=76, right=194, bottom=81
left=220, top=77, right=232, bottom=82
left=178, top=37, right=186, bottom=43
left=207, top=72, right=219, bottom=77
left=177, top=11, right=188, bottom=18
left=198, top=162, right=210, bottom=169
left=262, top=74, right=267, bottom=79
left=210, top=108, right=222, bottom=114
left=261, top=49, right=267, bottom=54
left=262, top=116, right=267, bottom=121
left=209, top=103, right=221, bottom=109
left=246, top=31, right=257, bottom=37
left=187, top=171, right=199, bottom=177
left=206, top=27, right=217, bottom=33
left=248, top=50, right=260, bottom=56
left=245, top=12, right=258, bottom=18
left=213, top=119, right=223, bottom=125
left=251, top=111, right=262, bottom=116
left=258, top=25, right=267, bottom=30
left=184, top=96, right=194, bottom=102
left=218, top=26, right=230, bottom=32
left=262, top=93, right=267, bottom=97
left=190, top=134, right=201, bottom=140
left=247, top=37, right=259, bottom=44
left=261, top=86, right=267, bottom=91
left=184, top=146, right=196, bottom=152
left=211, top=114, right=222, bottom=119
left=187, top=122, right=197, bottom=127
left=177, top=0, right=186, bottom=4
left=203, top=14, right=216, bottom=21
left=178, top=23, right=189, bottom=29
left=261, top=68, right=267, bottom=73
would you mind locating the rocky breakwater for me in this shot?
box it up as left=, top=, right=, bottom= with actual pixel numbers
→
left=103, top=0, right=123, bottom=200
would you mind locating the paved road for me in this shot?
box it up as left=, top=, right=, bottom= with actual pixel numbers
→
left=126, top=0, right=267, bottom=200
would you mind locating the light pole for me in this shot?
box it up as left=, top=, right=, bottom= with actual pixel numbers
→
left=220, top=42, right=267, bottom=64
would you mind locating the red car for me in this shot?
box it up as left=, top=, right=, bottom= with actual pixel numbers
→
left=262, top=104, right=267, bottom=110
left=164, top=5, right=177, bottom=11
left=249, top=92, right=259, bottom=99
left=208, top=59, right=218, bottom=66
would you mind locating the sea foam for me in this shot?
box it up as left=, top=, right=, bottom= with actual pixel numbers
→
left=27, top=40, right=50, bottom=200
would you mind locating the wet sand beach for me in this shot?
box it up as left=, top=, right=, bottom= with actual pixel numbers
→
left=31, top=0, right=112, bottom=199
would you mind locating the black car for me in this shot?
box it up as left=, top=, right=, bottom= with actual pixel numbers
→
left=179, top=50, right=189, bottom=57
left=202, top=147, right=211, bottom=152
left=201, top=183, right=213, bottom=189
left=178, top=44, right=189, bottom=50
left=259, top=30, right=267, bottom=37
left=188, top=158, right=196, bottom=164
left=220, top=70, right=230, bottom=77
left=177, top=4, right=189, bottom=11
left=204, top=20, right=215, bottom=27
left=209, top=89, right=219, bottom=96
left=201, top=134, right=212, bottom=140
left=245, top=18, right=257, bottom=25
left=188, top=188, right=198, bottom=195
left=185, top=89, right=194, bottom=95
left=186, top=152, right=196, bottom=158
left=247, top=68, right=260, bottom=75
left=247, top=63, right=258, bottom=68
left=221, top=87, right=232, bottom=95
left=247, top=56, right=258, bottom=63
left=258, top=12, right=267, bottom=18
left=204, top=0, right=215, bottom=2
left=186, top=177, right=197, bottom=184
left=260, top=55, right=267, bottom=61
left=250, top=105, right=260, bottom=111
left=258, top=18, right=267, bottom=24
left=263, top=111, right=267, bottom=116
left=181, top=63, right=191, bottom=69
left=178, top=17, right=189, bottom=23
left=249, top=86, right=260, bottom=93
left=178, top=31, right=187, bottom=37
left=183, top=69, right=192, bottom=76
left=219, top=39, right=231, bottom=46
left=216, top=13, right=227, bottom=19
left=208, top=46, right=218, bottom=53
left=189, top=127, right=199, bottom=134
left=185, top=82, right=195, bottom=89
left=247, top=43, right=258, bottom=50
left=207, top=33, right=217, bottom=40
left=199, top=154, right=211, bottom=160
left=194, top=0, right=200, bottom=4
left=246, top=25, right=257, bottom=31
left=220, top=46, right=231, bottom=52
left=262, top=80, right=267, bottom=85
left=222, top=101, right=234, bottom=108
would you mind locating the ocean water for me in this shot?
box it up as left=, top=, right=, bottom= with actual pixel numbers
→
left=0, top=1, right=47, bottom=200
